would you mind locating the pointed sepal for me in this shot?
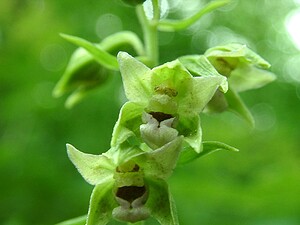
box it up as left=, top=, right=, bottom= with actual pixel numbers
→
left=179, top=55, right=228, bottom=92
left=225, top=88, right=255, bottom=127
left=86, top=182, right=116, bottom=225
left=134, top=136, right=184, bottom=180
left=146, top=179, right=179, bottom=225
left=177, top=115, right=202, bottom=153
left=66, top=144, right=115, bottom=185
left=111, top=101, right=144, bottom=147
left=117, top=52, right=152, bottom=103
left=229, top=64, right=276, bottom=92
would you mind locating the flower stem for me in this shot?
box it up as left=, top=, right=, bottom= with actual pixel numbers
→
left=128, top=221, right=145, bottom=225
left=136, top=0, right=160, bottom=67
left=158, top=0, right=231, bottom=31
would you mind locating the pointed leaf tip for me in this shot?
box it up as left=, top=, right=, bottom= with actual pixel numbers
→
left=178, top=141, right=239, bottom=165
left=117, top=52, right=151, bottom=103
left=66, top=144, right=115, bottom=185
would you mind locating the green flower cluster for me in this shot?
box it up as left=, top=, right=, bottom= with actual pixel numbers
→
left=54, top=1, right=276, bottom=224
left=62, top=47, right=274, bottom=224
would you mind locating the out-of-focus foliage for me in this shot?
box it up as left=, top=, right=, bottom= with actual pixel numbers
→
left=0, top=0, right=299, bottom=225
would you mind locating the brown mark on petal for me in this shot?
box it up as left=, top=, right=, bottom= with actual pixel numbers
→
left=154, top=86, right=178, bottom=97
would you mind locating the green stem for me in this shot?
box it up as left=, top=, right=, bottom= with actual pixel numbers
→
left=158, top=0, right=231, bottom=32
left=127, top=221, right=145, bottom=225
left=55, top=215, right=86, bottom=225
left=136, top=0, right=160, bottom=67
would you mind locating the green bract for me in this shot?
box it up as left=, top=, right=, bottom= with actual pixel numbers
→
left=112, top=52, right=227, bottom=153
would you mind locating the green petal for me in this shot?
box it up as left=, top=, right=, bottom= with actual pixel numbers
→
left=151, top=58, right=228, bottom=116
left=225, top=88, right=255, bottom=127
left=229, top=64, right=276, bottom=92
left=140, top=113, right=179, bottom=149
left=151, top=60, right=192, bottom=95
left=178, top=75, right=227, bottom=115
left=86, top=182, right=116, bottom=225
left=106, top=143, right=144, bottom=167
left=111, top=102, right=144, bottom=147
left=146, top=179, right=179, bottom=225
left=117, top=52, right=152, bottom=103
left=178, top=141, right=239, bottom=165
left=203, top=90, right=228, bottom=113
left=133, top=136, right=184, bottom=180
left=67, top=144, right=115, bottom=185
left=177, top=115, right=202, bottom=153
left=150, top=60, right=192, bottom=114
left=179, top=55, right=228, bottom=92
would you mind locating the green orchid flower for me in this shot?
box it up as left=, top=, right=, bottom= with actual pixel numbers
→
left=111, top=52, right=227, bottom=153
left=179, top=44, right=276, bottom=126
left=66, top=135, right=183, bottom=225
left=204, top=43, right=275, bottom=90
left=53, top=31, right=145, bottom=108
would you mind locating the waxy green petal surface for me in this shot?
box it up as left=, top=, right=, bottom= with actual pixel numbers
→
left=86, top=182, right=116, bottom=225
left=205, top=43, right=271, bottom=69
left=146, top=179, right=179, bottom=225
left=229, top=64, right=276, bottom=92
left=179, top=75, right=227, bottom=115
left=177, top=115, right=202, bottom=153
left=111, top=101, right=144, bottom=147
left=179, top=55, right=228, bottom=92
left=67, top=144, right=115, bottom=185
left=134, top=136, right=184, bottom=180
left=117, top=52, right=152, bottom=103
left=225, top=88, right=255, bottom=126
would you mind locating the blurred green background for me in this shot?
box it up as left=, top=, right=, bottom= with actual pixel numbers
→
left=1, top=0, right=300, bottom=224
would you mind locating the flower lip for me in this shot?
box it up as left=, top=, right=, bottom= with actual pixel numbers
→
left=116, top=185, right=147, bottom=204
left=149, top=111, right=174, bottom=123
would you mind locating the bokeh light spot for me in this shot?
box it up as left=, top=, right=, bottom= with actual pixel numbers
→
left=158, top=31, right=174, bottom=46
left=283, top=55, right=300, bottom=83
left=205, top=26, right=250, bottom=48
left=285, top=9, right=300, bottom=50
left=95, top=14, right=122, bottom=39
left=252, top=103, right=276, bottom=131
left=32, top=82, right=57, bottom=109
left=40, top=44, right=67, bottom=72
